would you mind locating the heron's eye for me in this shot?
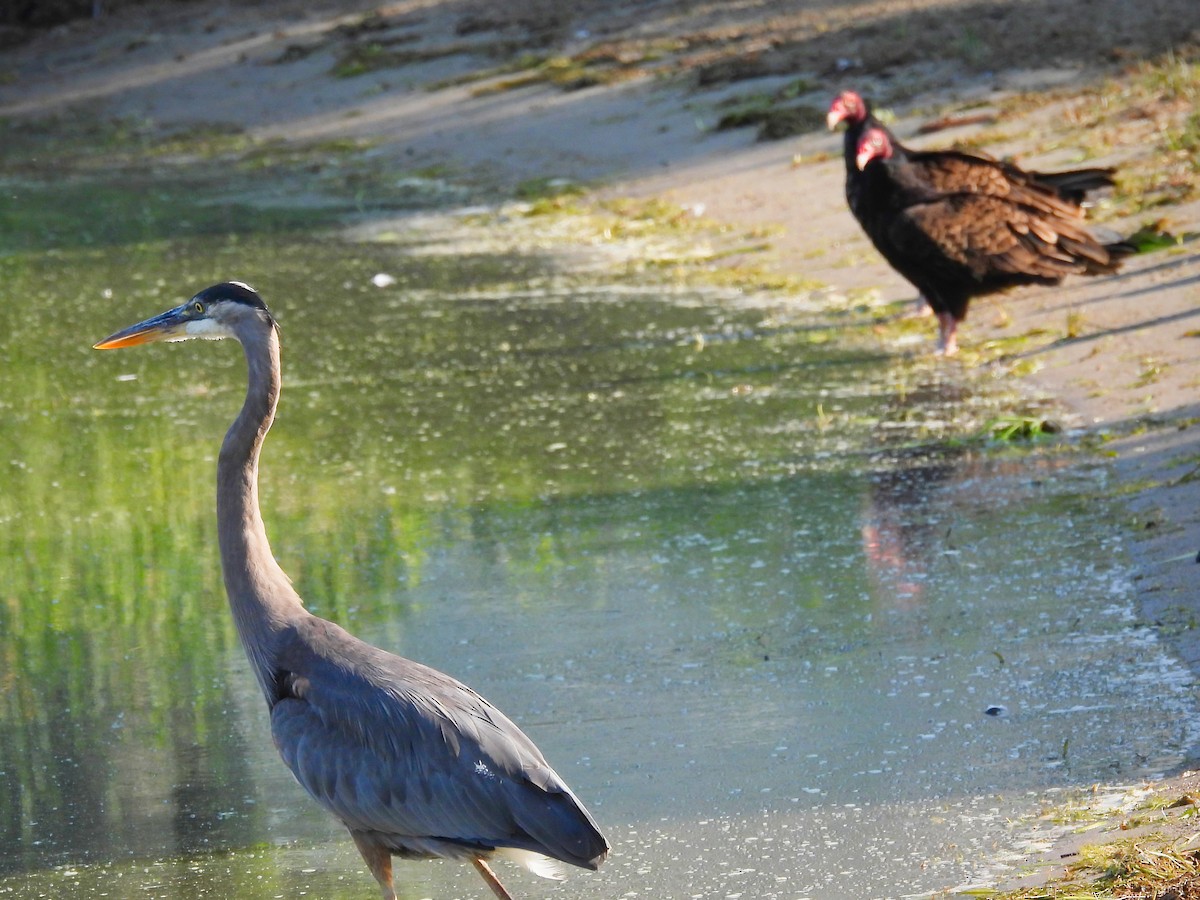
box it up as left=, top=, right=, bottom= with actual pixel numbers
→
left=193, top=301, right=205, bottom=315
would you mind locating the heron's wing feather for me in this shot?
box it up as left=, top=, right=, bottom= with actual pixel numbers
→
left=269, top=619, right=606, bottom=867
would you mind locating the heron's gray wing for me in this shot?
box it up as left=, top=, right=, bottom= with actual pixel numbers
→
left=269, top=618, right=605, bottom=865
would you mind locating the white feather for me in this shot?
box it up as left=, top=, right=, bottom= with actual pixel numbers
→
left=493, top=848, right=567, bottom=881
left=185, top=318, right=234, bottom=340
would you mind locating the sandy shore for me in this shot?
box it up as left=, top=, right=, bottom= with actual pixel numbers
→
left=3, top=0, right=1198, bottom=888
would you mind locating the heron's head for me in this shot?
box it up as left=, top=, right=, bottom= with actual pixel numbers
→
left=855, top=127, right=893, bottom=171
left=94, top=282, right=274, bottom=350
left=827, top=90, right=867, bottom=131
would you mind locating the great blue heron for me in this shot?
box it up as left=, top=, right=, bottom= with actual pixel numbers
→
left=94, top=282, right=609, bottom=900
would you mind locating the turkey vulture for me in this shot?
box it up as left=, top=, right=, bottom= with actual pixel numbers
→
left=827, top=90, right=1116, bottom=320
left=826, top=90, right=1116, bottom=219
left=853, top=127, right=1129, bottom=355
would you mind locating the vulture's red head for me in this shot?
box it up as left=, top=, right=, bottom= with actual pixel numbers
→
left=855, top=127, right=893, bottom=170
left=826, top=90, right=867, bottom=130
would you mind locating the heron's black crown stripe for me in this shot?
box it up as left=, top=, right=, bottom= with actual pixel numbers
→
left=193, top=281, right=269, bottom=311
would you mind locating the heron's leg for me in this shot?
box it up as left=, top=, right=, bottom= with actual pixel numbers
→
left=471, top=857, right=515, bottom=900
left=350, top=832, right=397, bottom=900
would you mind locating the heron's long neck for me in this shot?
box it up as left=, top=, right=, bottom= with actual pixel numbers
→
left=217, top=323, right=305, bottom=696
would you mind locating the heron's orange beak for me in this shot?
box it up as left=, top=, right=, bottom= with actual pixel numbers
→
left=94, top=305, right=190, bottom=349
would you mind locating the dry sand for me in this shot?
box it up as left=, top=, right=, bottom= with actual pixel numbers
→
left=2, top=0, right=1198, bottom=889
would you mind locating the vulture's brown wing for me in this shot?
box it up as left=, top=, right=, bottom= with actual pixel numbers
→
left=906, top=150, right=1085, bottom=220
left=897, top=194, right=1116, bottom=284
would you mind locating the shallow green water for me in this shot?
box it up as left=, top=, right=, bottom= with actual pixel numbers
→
left=0, top=175, right=1196, bottom=900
